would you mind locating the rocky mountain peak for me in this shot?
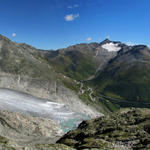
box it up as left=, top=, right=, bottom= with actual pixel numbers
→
left=118, top=44, right=149, bottom=56
left=132, top=44, right=149, bottom=50
left=100, top=38, right=112, bottom=45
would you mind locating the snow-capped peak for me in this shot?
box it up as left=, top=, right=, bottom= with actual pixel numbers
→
left=101, top=42, right=121, bottom=52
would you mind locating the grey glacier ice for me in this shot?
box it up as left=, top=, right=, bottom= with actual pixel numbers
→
left=0, top=88, right=88, bottom=131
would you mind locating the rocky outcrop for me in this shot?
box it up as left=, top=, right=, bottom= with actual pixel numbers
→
left=58, top=108, right=150, bottom=150
left=1, top=108, right=150, bottom=150
left=34, top=144, right=75, bottom=150
left=0, top=110, right=63, bottom=149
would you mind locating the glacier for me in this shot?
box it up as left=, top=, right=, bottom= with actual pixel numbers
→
left=0, top=88, right=89, bottom=132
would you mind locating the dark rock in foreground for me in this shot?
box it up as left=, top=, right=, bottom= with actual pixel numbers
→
left=1, top=108, right=150, bottom=150
left=57, top=108, right=150, bottom=150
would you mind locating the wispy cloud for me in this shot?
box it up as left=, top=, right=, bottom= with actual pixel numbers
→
left=12, top=33, right=16, bottom=37
left=68, top=4, right=79, bottom=9
left=86, top=37, right=92, bottom=42
left=64, top=14, right=79, bottom=21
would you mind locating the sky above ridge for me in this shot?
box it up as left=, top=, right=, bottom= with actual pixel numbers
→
left=0, top=0, right=149, bottom=50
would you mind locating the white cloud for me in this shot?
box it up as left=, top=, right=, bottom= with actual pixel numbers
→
left=86, top=37, right=92, bottom=42
left=64, top=14, right=79, bottom=21
left=68, top=4, right=79, bottom=9
left=12, top=33, right=16, bottom=37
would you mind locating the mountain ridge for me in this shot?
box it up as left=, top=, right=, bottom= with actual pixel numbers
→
left=0, top=34, right=150, bottom=149
left=1, top=33, right=150, bottom=113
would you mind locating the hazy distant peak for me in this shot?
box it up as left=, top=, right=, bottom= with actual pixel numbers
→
left=100, top=38, right=112, bottom=45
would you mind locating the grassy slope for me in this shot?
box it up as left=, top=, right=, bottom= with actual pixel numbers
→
left=45, top=50, right=97, bottom=80
left=62, top=77, right=119, bottom=114
left=42, top=49, right=119, bottom=114
left=92, top=62, right=150, bottom=103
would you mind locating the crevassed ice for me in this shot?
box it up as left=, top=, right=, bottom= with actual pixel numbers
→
left=102, top=42, right=121, bottom=52
left=0, top=89, right=84, bottom=124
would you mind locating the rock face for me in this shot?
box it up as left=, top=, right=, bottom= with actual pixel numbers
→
left=58, top=108, right=150, bottom=150
left=0, top=34, right=101, bottom=118
left=34, top=144, right=75, bottom=150
left=0, top=110, right=63, bottom=149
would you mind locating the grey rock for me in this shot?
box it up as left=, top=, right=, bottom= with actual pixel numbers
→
left=0, top=110, right=63, bottom=149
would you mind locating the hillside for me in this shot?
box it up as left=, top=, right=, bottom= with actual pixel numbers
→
left=0, top=34, right=150, bottom=149
left=91, top=44, right=150, bottom=105
left=0, top=34, right=103, bottom=119
left=58, top=108, right=150, bottom=150
left=41, top=39, right=119, bottom=80
left=1, top=108, right=150, bottom=150
left=1, top=33, right=150, bottom=115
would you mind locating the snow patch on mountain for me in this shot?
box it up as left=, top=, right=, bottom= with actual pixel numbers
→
left=102, top=42, right=121, bottom=52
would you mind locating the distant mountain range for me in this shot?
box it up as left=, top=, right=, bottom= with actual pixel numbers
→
left=0, top=34, right=150, bottom=114
left=1, top=34, right=150, bottom=149
left=41, top=38, right=120, bottom=80
left=41, top=37, right=150, bottom=108
left=91, top=43, right=150, bottom=103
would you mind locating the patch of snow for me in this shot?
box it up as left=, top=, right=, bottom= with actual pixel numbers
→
left=102, top=42, right=121, bottom=52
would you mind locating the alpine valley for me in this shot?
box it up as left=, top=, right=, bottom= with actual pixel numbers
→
left=0, top=34, right=150, bottom=149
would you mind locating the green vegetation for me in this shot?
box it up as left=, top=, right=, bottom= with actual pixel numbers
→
left=45, top=51, right=97, bottom=80
left=62, top=78, right=116, bottom=114
left=100, top=99, right=120, bottom=112
left=92, top=64, right=150, bottom=103
left=57, top=108, right=150, bottom=150
left=0, top=136, right=16, bottom=150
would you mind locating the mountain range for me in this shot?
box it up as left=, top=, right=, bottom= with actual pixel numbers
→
left=0, top=34, right=150, bottom=149
left=40, top=37, right=150, bottom=109
left=1, top=34, right=150, bottom=113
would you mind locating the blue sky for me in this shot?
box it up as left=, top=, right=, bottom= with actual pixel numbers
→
left=0, top=0, right=150, bottom=49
